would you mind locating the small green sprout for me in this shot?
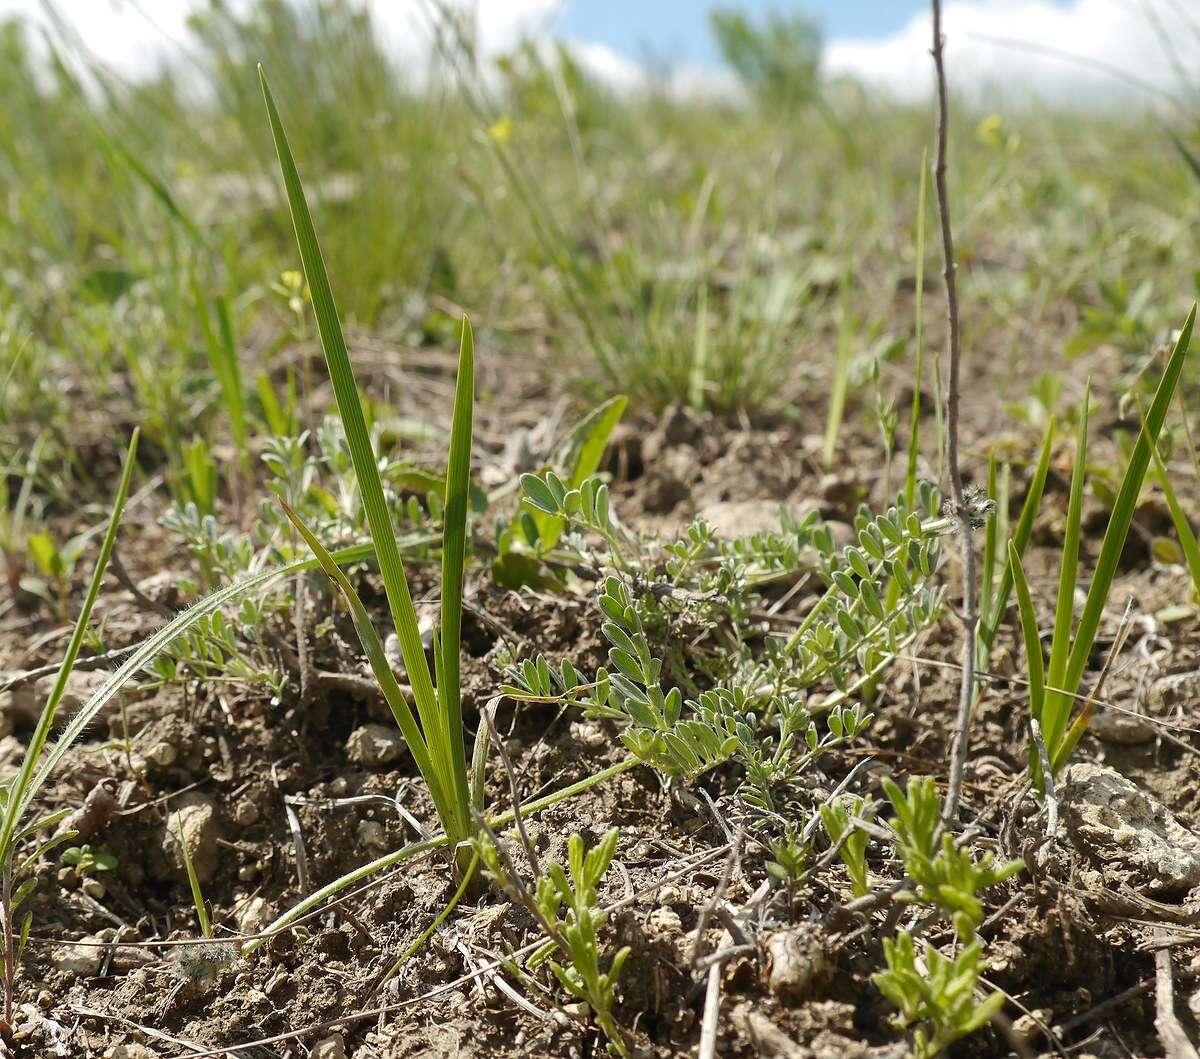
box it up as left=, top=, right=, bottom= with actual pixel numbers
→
left=532, top=831, right=630, bottom=1055
left=819, top=795, right=871, bottom=897
left=873, top=931, right=1004, bottom=1059
left=765, top=825, right=810, bottom=891
left=479, top=828, right=630, bottom=1056
left=1008, top=306, right=1194, bottom=782
left=61, top=845, right=118, bottom=877
left=882, top=776, right=1022, bottom=941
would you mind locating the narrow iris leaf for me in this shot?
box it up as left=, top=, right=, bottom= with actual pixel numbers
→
left=1008, top=540, right=1044, bottom=725
left=1063, top=307, right=1194, bottom=709
left=439, top=318, right=475, bottom=835
left=259, top=66, right=441, bottom=749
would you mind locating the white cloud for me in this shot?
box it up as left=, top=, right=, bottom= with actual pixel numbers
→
left=0, top=0, right=192, bottom=75
left=2, top=0, right=1194, bottom=107
left=824, top=0, right=1195, bottom=106
left=0, top=0, right=561, bottom=77
left=566, top=38, right=741, bottom=100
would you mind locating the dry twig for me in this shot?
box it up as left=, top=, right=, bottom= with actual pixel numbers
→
left=1155, top=930, right=1200, bottom=1059
left=929, top=0, right=977, bottom=822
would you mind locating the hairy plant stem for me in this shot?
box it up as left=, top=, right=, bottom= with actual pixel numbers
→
left=930, top=0, right=977, bottom=822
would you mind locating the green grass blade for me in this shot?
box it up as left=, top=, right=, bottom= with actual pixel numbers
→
left=1062, top=305, right=1196, bottom=707
left=1043, top=384, right=1089, bottom=751
left=194, top=281, right=247, bottom=456
left=214, top=295, right=247, bottom=453
left=40, top=29, right=206, bottom=250
left=243, top=757, right=639, bottom=954
left=2, top=429, right=139, bottom=856
left=560, top=396, right=629, bottom=487
left=689, top=283, right=709, bottom=412
left=822, top=269, right=853, bottom=469
left=978, top=416, right=1055, bottom=663
left=438, top=319, right=475, bottom=837
left=174, top=812, right=212, bottom=938
left=534, top=394, right=627, bottom=551
left=1152, top=442, right=1200, bottom=598
left=1168, top=130, right=1200, bottom=187
left=258, top=67, right=442, bottom=754
left=980, top=452, right=999, bottom=627
left=13, top=535, right=428, bottom=829
left=905, top=145, right=929, bottom=509
left=256, top=368, right=297, bottom=438
left=1008, top=540, right=1044, bottom=725
left=280, top=502, right=455, bottom=825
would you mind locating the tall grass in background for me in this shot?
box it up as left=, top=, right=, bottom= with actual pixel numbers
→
left=0, top=0, right=1197, bottom=485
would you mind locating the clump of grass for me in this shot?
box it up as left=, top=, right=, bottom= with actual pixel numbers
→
left=1009, top=306, right=1195, bottom=779
left=260, top=65, right=476, bottom=867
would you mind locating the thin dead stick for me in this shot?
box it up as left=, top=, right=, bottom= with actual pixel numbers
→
left=930, top=0, right=977, bottom=824
left=977, top=974, right=1060, bottom=1059
left=1062, top=600, right=1135, bottom=749
left=689, top=830, right=741, bottom=968
left=1155, top=929, right=1200, bottom=1059
left=1055, top=977, right=1154, bottom=1034
left=110, top=548, right=174, bottom=619
left=282, top=798, right=311, bottom=894
left=484, top=708, right=540, bottom=878
left=453, top=935, right=552, bottom=1020
left=698, top=961, right=724, bottom=1059
left=0, top=643, right=140, bottom=692
left=68, top=1007, right=208, bottom=1056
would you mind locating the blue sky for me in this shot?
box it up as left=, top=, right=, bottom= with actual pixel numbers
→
left=559, top=2, right=934, bottom=66
left=556, top=1, right=1073, bottom=67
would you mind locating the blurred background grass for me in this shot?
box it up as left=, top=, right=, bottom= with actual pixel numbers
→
left=2, top=0, right=1198, bottom=524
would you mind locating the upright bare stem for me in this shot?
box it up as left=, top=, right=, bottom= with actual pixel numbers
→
left=930, top=0, right=977, bottom=821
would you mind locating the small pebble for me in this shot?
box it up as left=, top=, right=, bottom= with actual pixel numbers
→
left=146, top=741, right=178, bottom=767
left=358, top=820, right=388, bottom=851
left=51, top=936, right=103, bottom=976
left=311, top=1035, right=346, bottom=1059
left=236, top=895, right=272, bottom=935
left=346, top=724, right=406, bottom=767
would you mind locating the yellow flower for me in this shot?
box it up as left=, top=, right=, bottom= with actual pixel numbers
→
left=487, top=116, right=514, bottom=144
left=975, top=114, right=1018, bottom=153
